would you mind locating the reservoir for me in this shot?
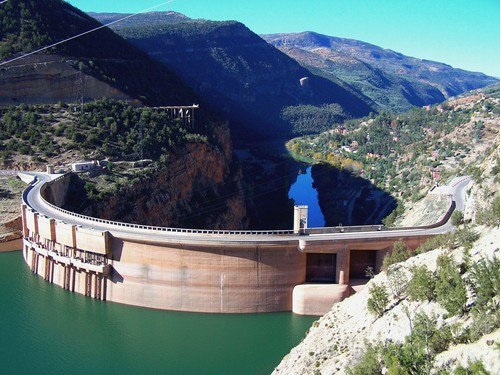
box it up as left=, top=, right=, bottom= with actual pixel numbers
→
left=0, top=251, right=315, bottom=374
left=288, top=166, right=325, bottom=227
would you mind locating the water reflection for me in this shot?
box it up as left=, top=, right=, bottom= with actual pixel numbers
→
left=288, top=166, right=325, bottom=227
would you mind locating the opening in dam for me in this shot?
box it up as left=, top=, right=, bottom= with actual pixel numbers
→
left=0, top=252, right=316, bottom=374
left=288, top=165, right=325, bottom=227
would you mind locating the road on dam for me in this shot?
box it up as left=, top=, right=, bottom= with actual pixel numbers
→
left=21, top=171, right=471, bottom=246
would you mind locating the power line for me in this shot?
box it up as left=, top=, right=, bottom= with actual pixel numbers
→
left=0, top=0, right=175, bottom=67
left=0, top=0, right=10, bottom=4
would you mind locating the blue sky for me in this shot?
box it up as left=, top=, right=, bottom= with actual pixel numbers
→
left=68, top=0, right=500, bottom=77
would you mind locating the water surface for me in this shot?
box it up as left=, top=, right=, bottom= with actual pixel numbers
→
left=0, top=252, right=315, bottom=374
left=288, top=166, right=325, bottom=227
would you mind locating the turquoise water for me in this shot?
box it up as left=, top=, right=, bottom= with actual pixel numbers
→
left=0, top=252, right=315, bottom=374
left=288, top=166, right=325, bottom=227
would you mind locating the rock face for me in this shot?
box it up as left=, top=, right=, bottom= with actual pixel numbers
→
left=0, top=2, right=204, bottom=108
left=0, top=55, right=134, bottom=106
left=74, top=125, right=249, bottom=230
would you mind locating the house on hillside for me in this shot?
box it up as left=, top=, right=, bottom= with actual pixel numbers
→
left=71, top=160, right=99, bottom=172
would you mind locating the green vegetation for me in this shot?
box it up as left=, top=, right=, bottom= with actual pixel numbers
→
left=451, top=210, right=464, bottom=226
left=476, top=191, right=500, bottom=227
left=469, top=256, right=500, bottom=307
left=361, top=247, right=499, bottom=371
left=415, top=232, right=456, bottom=254
left=265, top=32, right=498, bottom=116
left=286, top=86, right=500, bottom=225
left=0, top=0, right=201, bottom=107
left=382, top=241, right=410, bottom=271
left=110, top=17, right=373, bottom=138
left=452, top=360, right=490, bottom=375
left=348, top=311, right=456, bottom=375
left=367, top=283, right=389, bottom=317
left=281, top=104, right=346, bottom=135
left=0, top=99, right=207, bottom=164
left=407, top=265, right=436, bottom=301
left=436, top=254, right=467, bottom=316
left=0, top=0, right=143, bottom=60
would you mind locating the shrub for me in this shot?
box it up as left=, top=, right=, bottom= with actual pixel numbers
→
left=468, top=307, right=500, bottom=342
left=382, top=241, right=410, bottom=271
left=436, top=255, right=467, bottom=316
left=451, top=210, right=464, bottom=226
left=387, top=268, right=409, bottom=298
left=346, top=343, right=382, bottom=375
left=476, top=192, right=500, bottom=227
left=469, top=256, right=500, bottom=308
left=454, top=226, right=480, bottom=251
left=367, top=282, right=389, bottom=317
left=453, top=359, right=490, bottom=375
left=407, top=265, right=436, bottom=301
left=415, top=233, right=455, bottom=254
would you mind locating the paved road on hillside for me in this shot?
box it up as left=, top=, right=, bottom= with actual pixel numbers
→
left=21, top=172, right=471, bottom=246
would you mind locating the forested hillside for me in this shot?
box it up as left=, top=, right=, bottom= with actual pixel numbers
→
left=263, top=32, right=498, bottom=113
left=93, top=16, right=375, bottom=139
left=287, top=85, right=500, bottom=225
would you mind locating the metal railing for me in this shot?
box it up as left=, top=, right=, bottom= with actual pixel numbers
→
left=25, top=172, right=458, bottom=238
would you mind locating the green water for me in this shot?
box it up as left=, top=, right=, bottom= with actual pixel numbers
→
left=0, top=252, right=315, bottom=374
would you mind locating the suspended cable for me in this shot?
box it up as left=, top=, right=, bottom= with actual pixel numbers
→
left=0, top=0, right=175, bottom=66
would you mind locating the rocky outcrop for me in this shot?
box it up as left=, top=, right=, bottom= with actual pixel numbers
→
left=273, top=226, right=499, bottom=375
left=311, top=165, right=396, bottom=226
left=75, top=124, right=248, bottom=230
left=0, top=55, right=133, bottom=106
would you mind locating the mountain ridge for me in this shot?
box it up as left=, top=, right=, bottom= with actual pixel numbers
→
left=262, top=31, right=498, bottom=112
left=91, top=14, right=376, bottom=139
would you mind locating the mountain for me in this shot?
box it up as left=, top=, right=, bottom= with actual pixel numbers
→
left=87, top=11, right=190, bottom=29
left=0, top=0, right=201, bottom=107
left=91, top=14, right=375, bottom=139
left=262, top=32, right=499, bottom=113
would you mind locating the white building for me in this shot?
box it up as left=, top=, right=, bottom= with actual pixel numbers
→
left=71, top=161, right=98, bottom=172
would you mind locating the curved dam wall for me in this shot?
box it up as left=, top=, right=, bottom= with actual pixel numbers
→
left=21, top=173, right=458, bottom=314
left=22, top=175, right=307, bottom=313
left=107, top=240, right=305, bottom=313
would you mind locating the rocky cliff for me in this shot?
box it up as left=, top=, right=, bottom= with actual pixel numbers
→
left=0, top=55, right=134, bottom=106
left=68, top=124, right=248, bottom=230
left=311, top=165, right=396, bottom=226
left=0, top=1, right=204, bottom=107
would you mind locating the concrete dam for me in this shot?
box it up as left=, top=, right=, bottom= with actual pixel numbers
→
left=20, top=171, right=469, bottom=315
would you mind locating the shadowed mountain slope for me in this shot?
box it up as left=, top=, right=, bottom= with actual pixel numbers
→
left=91, top=15, right=375, bottom=139
left=0, top=1, right=202, bottom=107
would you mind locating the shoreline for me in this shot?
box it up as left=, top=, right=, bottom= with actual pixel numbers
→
left=0, top=236, right=22, bottom=252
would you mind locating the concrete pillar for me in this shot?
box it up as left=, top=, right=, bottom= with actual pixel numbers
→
left=336, top=248, right=350, bottom=285
left=21, top=205, right=29, bottom=238
left=294, top=205, right=308, bottom=233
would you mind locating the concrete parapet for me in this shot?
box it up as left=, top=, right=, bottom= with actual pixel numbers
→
left=292, top=284, right=350, bottom=315
left=54, top=221, right=76, bottom=249
left=74, top=227, right=110, bottom=255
